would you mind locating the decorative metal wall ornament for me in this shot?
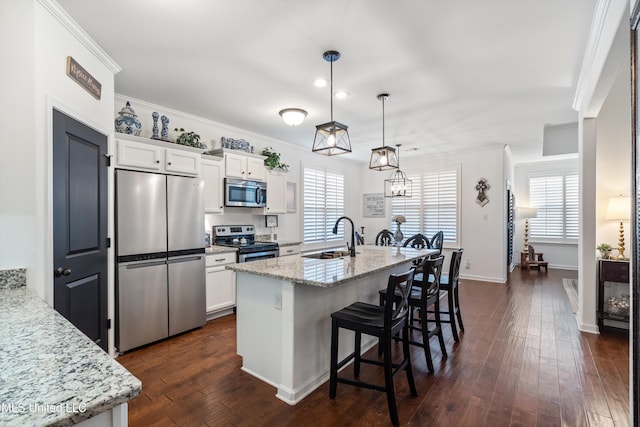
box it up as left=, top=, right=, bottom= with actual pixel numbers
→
left=475, top=177, right=490, bottom=206
left=312, top=50, right=352, bottom=156
left=369, top=93, right=399, bottom=171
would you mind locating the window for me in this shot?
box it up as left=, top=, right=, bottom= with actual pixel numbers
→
left=390, top=168, right=459, bottom=245
left=528, top=172, right=578, bottom=242
left=303, top=166, right=345, bottom=245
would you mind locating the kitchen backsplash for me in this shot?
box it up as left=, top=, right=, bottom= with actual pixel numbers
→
left=0, top=268, right=26, bottom=289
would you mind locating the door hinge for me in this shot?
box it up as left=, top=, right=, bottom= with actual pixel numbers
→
left=106, top=318, right=112, bottom=329
left=104, top=153, right=113, bottom=167
left=106, top=237, right=111, bottom=248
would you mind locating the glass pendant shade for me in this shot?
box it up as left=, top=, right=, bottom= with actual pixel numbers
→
left=313, top=121, right=351, bottom=155
left=369, top=145, right=398, bottom=170
left=312, top=50, right=351, bottom=156
left=384, top=144, right=412, bottom=197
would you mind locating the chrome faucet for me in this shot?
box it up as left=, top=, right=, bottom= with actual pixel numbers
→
left=332, top=216, right=356, bottom=257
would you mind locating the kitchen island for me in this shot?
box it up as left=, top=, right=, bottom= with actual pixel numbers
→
left=227, top=245, right=435, bottom=404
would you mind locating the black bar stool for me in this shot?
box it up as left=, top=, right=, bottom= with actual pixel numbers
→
left=379, top=255, right=447, bottom=373
left=425, top=249, right=464, bottom=341
left=329, top=269, right=417, bottom=427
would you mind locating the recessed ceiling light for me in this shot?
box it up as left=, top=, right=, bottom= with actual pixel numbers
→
left=335, top=91, right=349, bottom=99
left=314, top=78, right=327, bottom=88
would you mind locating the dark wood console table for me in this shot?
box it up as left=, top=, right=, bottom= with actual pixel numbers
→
left=597, top=259, right=630, bottom=331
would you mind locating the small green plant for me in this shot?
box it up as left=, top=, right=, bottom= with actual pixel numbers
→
left=174, top=127, right=207, bottom=149
left=262, top=147, right=289, bottom=170
left=596, top=243, right=612, bottom=252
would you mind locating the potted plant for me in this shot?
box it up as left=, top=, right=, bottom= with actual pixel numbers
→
left=174, top=127, right=207, bottom=150
left=596, top=243, right=612, bottom=259
left=262, top=146, right=289, bottom=171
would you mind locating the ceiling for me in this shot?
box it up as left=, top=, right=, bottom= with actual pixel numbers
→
left=57, top=0, right=597, bottom=164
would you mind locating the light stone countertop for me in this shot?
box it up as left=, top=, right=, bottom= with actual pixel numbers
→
left=227, top=245, right=434, bottom=288
left=0, top=281, right=141, bottom=426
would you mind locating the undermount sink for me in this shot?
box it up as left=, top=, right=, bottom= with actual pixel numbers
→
left=302, top=250, right=356, bottom=259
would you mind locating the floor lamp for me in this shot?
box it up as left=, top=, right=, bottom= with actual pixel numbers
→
left=516, top=207, right=537, bottom=253
left=606, top=196, right=630, bottom=260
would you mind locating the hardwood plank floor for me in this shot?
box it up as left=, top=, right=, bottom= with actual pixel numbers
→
left=117, top=268, right=630, bottom=426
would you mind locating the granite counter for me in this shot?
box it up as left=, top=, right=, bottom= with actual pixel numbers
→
left=0, top=269, right=141, bottom=427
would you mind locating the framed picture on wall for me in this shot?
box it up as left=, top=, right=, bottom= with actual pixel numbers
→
left=363, top=193, right=385, bottom=218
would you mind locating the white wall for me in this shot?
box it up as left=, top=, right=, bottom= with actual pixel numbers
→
left=595, top=52, right=631, bottom=251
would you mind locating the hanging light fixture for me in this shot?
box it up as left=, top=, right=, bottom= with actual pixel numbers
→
left=369, top=93, right=398, bottom=171
left=279, top=108, right=307, bottom=126
left=312, top=50, right=351, bottom=156
left=384, top=144, right=412, bottom=197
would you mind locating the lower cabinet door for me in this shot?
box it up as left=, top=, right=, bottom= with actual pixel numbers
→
left=206, top=267, right=236, bottom=314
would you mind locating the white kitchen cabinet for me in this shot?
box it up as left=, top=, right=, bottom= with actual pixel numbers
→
left=279, top=244, right=301, bottom=257
left=205, top=252, right=237, bottom=319
left=116, top=136, right=201, bottom=176
left=262, top=170, right=287, bottom=214
left=224, top=152, right=266, bottom=181
left=201, top=158, right=224, bottom=213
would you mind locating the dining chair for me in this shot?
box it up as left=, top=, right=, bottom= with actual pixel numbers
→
left=375, top=229, right=394, bottom=246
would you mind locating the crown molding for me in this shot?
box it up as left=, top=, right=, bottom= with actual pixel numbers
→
left=37, top=0, right=121, bottom=74
left=572, top=0, right=628, bottom=113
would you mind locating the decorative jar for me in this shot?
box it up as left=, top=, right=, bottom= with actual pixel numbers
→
left=115, top=101, right=142, bottom=136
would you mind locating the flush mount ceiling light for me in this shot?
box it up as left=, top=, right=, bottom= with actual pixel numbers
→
left=279, top=108, right=308, bottom=126
left=384, top=144, right=412, bottom=198
left=312, top=50, right=351, bottom=156
left=369, top=93, right=398, bottom=171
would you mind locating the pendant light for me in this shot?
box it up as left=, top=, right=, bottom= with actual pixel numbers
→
left=312, top=50, right=351, bottom=156
left=384, top=144, right=412, bottom=197
left=369, top=93, right=398, bottom=171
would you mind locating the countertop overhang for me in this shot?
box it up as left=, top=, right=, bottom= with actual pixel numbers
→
left=227, top=245, right=435, bottom=287
left=0, top=286, right=141, bottom=426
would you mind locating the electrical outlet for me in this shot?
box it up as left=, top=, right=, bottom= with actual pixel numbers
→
left=464, top=258, right=470, bottom=269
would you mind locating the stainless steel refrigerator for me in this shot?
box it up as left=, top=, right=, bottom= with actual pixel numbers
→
left=115, top=169, right=205, bottom=352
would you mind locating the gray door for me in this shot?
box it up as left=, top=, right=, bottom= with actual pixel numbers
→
left=168, top=255, right=205, bottom=335
left=53, top=109, right=109, bottom=351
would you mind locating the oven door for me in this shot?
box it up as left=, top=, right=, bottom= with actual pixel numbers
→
left=239, top=250, right=278, bottom=263
left=225, top=178, right=267, bottom=208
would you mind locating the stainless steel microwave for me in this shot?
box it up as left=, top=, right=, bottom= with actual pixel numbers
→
left=224, top=178, right=267, bottom=208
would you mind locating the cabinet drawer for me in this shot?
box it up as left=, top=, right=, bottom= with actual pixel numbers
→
left=206, top=252, right=236, bottom=267
left=279, top=245, right=301, bottom=257
left=600, top=261, right=629, bottom=283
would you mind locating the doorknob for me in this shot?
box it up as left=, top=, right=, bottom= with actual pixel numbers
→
left=54, top=267, right=72, bottom=277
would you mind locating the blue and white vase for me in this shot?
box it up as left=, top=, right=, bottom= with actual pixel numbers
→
left=115, top=101, right=142, bottom=136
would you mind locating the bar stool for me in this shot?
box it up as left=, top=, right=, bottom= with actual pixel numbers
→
left=424, top=249, right=464, bottom=341
left=379, top=255, right=447, bottom=373
left=329, top=269, right=417, bottom=427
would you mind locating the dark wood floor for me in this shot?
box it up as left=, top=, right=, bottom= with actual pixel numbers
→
left=117, top=268, right=630, bottom=426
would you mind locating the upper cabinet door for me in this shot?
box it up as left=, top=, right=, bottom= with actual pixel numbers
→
left=165, top=148, right=200, bottom=176
left=117, top=139, right=163, bottom=171
left=246, top=157, right=266, bottom=181
left=202, top=159, right=224, bottom=213
left=224, top=152, right=247, bottom=178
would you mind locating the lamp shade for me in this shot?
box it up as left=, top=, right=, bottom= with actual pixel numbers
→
left=279, top=108, right=307, bottom=126
left=516, top=207, right=537, bottom=219
left=312, top=121, right=351, bottom=155
left=369, top=146, right=398, bottom=170
left=606, top=196, right=630, bottom=220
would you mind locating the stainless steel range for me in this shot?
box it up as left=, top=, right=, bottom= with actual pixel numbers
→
left=213, top=225, right=279, bottom=263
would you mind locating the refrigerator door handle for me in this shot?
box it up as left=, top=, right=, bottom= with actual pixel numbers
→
left=124, top=260, right=167, bottom=269
left=167, top=255, right=203, bottom=264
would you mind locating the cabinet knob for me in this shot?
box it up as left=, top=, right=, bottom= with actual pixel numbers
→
left=167, top=162, right=172, bottom=165
left=155, top=160, right=160, bottom=164
left=242, top=171, right=245, bottom=175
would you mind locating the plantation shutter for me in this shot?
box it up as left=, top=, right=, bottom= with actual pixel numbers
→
left=303, top=167, right=345, bottom=244
left=528, top=172, right=578, bottom=241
